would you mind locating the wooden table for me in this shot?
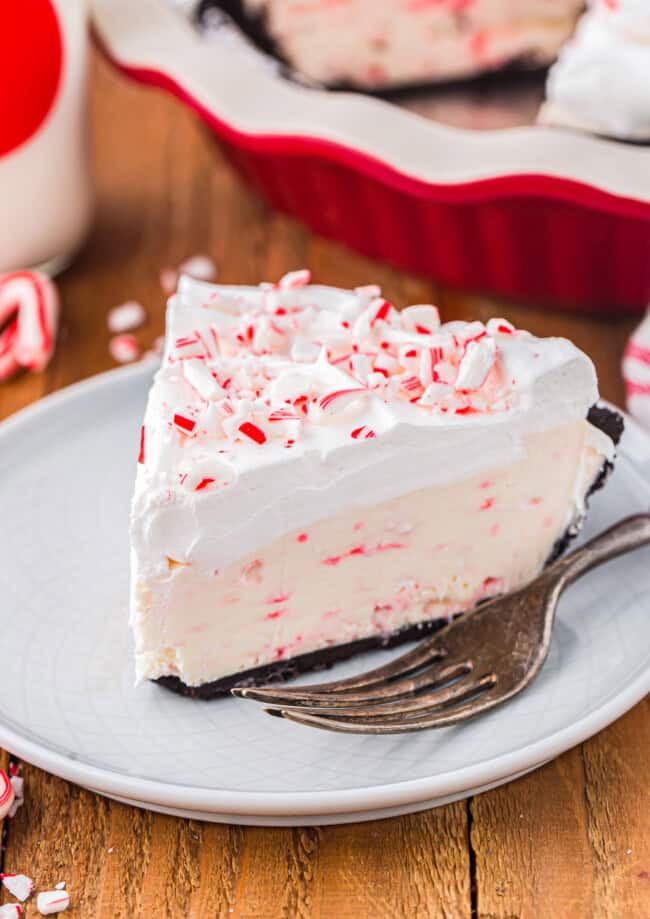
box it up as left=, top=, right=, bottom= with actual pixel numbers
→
left=1, top=53, right=648, bottom=919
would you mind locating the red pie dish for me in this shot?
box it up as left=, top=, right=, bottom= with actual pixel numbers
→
left=92, top=0, right=650, bottom=314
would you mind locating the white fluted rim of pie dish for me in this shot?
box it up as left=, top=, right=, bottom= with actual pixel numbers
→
left=91, top=0, right=650, bottom=207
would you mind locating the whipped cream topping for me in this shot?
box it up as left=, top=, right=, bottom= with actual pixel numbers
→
left=541, top=0, right=650, bottom=140
left=132, top=273, right=603, bottom=580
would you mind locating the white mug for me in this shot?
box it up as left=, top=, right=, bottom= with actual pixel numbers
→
left=0, top=1, right=93, bottom=275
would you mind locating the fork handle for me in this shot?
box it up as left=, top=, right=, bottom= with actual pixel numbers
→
left=555, top=513, right=650, bottom=586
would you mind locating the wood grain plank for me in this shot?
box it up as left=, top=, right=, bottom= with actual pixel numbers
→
left=581, top=703, right=650, bottom=919
left=314, top=810, right=471, bottom=918
left=470, top=751, right=597, bottom=918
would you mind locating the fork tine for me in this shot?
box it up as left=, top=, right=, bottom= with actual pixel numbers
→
left=267, top=673, right=496, bottom=722
left=234, top=659, right=470, bottom=710
left=231, top=631, right=449, bottom=702
left=273, top=681, right=504, bottom=734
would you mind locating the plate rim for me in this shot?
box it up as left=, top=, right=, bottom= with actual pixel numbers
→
left=1, top=364, right=649, bottom=818
left=89, top=761, right=551, bottom=825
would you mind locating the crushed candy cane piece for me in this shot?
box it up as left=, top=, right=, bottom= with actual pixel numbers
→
left=160, top=267, right=179, bottom=294
left=486, top=318, right=515, bottom=336
left=454, top=320, right=487, bottom=343
left=267, top=369, right=312, bottom=403
left=434, top=360, right=456, bottom=385
left=179, top=254, right=217, bottom=282
left=419, top=346, right=444, bottom=387
left=370, top=298, right=393, bottom=325
left=366, top=371, right=388, bottom=390
left=455, top=337, right=497, bottom=391
left=109, top=334, right=141, bottom=364
left=0, top=770, right=14, bottom=819
left=351, top=426, right=376, bottom=440
left=401, top=304, right=441, bottom=335
left=319, top=388, right=368, bottom=415
left=36, top=891, right=70, bottom=915
left=0, top=905, right=23, bottom=918
left=268, top=408, right=300, bottom=422
left=373, top=352, right=398, bottom=376
left=54, top=883, right=66, bottom=891
left=173, top=413, right=197, bottom=436
left=184, top=359, right=223, bottom=401
left=182, top=457, right=234, bottom=492
left=279, top=269, right=311, bottom=289
left=173, top=333, right=206, bottom=360
left=138, top=426, right=146, bottom=465
left=419, top=382, right=451, bottom=405
left=239, top=421, right=267, bottom=444
left=352, top=298, right=395, bottom=338
left=107, top=300, right=146, bottom=334
left=354, top=284, right=381, bottom=301
left=1, top=874, right=34, bottom=902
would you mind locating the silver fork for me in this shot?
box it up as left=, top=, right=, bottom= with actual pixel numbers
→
left=231, top=514, right=650, bottom=734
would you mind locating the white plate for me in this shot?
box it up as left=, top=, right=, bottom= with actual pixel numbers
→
left=1, top=363, right=649, bottom=826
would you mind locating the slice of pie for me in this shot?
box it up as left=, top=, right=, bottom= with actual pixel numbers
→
left=130, top=271, right=621, bottom=697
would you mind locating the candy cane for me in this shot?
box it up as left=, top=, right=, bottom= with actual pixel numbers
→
left=0, top=271, right=59, bottom=381
left=0, top=316, right=20, bottom=382
left=36, top=890, right=71, bottom=915
left=0, top=769, right=14, bottom=819
left=623, top=310, right=650, bottom=430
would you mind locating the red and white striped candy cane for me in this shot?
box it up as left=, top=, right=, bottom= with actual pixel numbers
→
left=0, top=271, right=59, bottom=381
left=623, top=311, right=650, bottom=430
left=0, top=769, right=14, bottom=819
left=0, top=311, right=20, bottom=381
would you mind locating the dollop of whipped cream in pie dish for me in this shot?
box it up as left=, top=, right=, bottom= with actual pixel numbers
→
left=540, top=0, right=650, bottom=140
left=131, top=272, right=615, bottom=690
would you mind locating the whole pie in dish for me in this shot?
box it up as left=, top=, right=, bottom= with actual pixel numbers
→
left=205, top=0, right=585, bottom=90
left=130, top=272, right=622, bottom=697
left=199, top=0, right=650, bottom=141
